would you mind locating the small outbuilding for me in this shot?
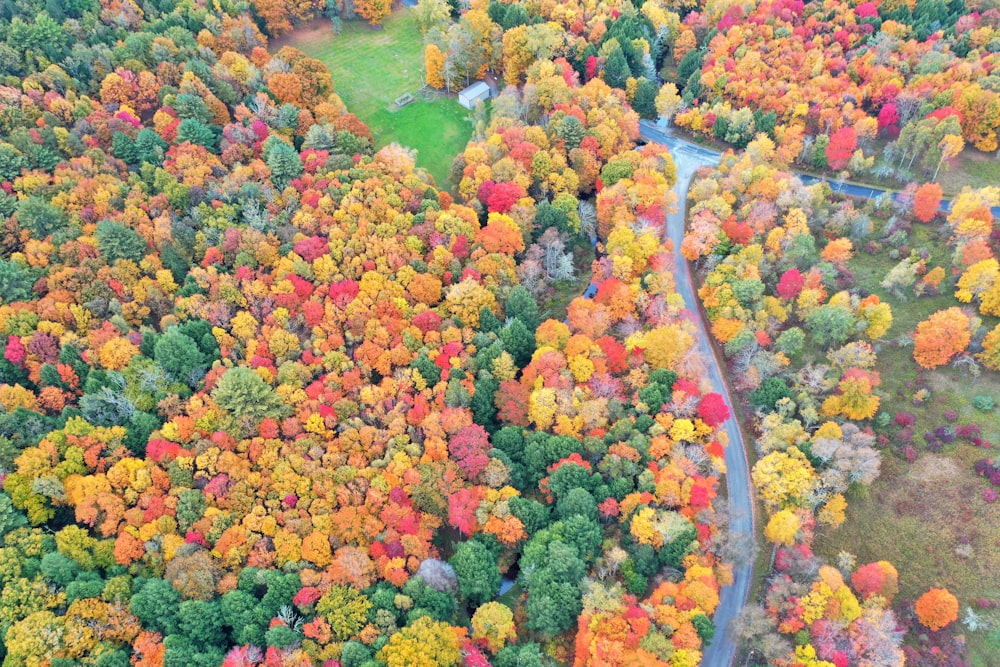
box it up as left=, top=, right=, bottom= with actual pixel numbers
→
left=458, top=81, right=491, bottom=110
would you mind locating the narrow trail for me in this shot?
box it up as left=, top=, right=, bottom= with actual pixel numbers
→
left=639, top=121, right=755, bottom=667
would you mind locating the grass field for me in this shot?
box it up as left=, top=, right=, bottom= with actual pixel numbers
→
left=813, top=223, right=1000, bottom=664
left=279, top=11, right=475, bottom=187
left=939, top=149, right=1000, bottom=196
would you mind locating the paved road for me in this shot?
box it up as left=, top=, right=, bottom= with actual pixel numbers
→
left=639, top=120, right=1000, bottom=217
left=639, top=121, right=755, bottom=667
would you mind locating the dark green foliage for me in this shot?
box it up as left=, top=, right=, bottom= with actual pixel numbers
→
left=256, top=570, right=301, bottom=626
left=553, top=114, right=586, bottom=151
left=487, top=0, right=507, bottom=24
left=545, top=459, right=601, bottom=499
left=16, top=196, right=68, bottom=238
left=94, top=651, right=131, bottom=667
left=533, top=200, right=570, bottom=237
left=556, top=487, right=598, bottom=522
left=634, top=414, right=655, bottom=433
left=135, top=128, right=168, bottom=165
left=713, top=115, right=730, bottom=142
left=263, top=136, right=304, bottom=190
left=265, top=623, right=301, bottom=649
left=492, top=426, right=525, bottom=463
left=96, top=220, right=148, bottom=264
left=638, top=384, right=666, bottom=412
left=154, top=329, right=205, bottom=383
left=40, top=551, right=79, bottom=586
left=632, top=77, right=659, bottom=119
left=131, top=578, right=182, bottom=636
left=555, top=515, right=602, bottom=563
left=499, top=318, right=535, bottom=367
left=753, top=109, right=777, bottom=138
left=658, top=521, right=698, bottom=570
left=221, top=589, right=266, bottom=646
left=501, top=3, right=530, bottom=29
left=471, top=375, right=499, bottom=429
left=0, top=144, right=28, bottom=181
left=66, top=571, right=104, bottom=602
left=0, top=259, right=36, bottom=303
left=175, top=489, right=207, bottom=532
left=692, top=613, right=716, bottom=643
left=509, top=496, right=549, bottom=534
left=0, top=493, right=27, bottom=536
left=0, top=407, right=55, bottom=447
left=522, top=538, right=585, bottom=637
left=505, top=286, right=539, bottom=331
left=751, top=377, right=792, bottom=411
left=163, top=635, right=224, bottom=667
left=494, top=643, right=546, bottom=667
left=125, top=412, right=160, bottom=457
left=450, top=540, right=501, bottom=607
left=524, top=434, right=584, bottom=486
left=411, top=353, right=441, bottom=387
left=603, top=47, right=630, bottom=89
left=401, top=576, right=455, bottom=623
left=173, top=93, right=213, bottom=124
left=677, top=48, right=704, bottom=86
left=176, top=118, right=220, bottom=152
left=339, top=642, right=373, bottom=667
left=812, top=134, right=830, bottom=170
left=111, top=132, right=139, bottom=164
left=621, top=559, right=648, bottom=595
left=478, top=305, right=503, bottom=334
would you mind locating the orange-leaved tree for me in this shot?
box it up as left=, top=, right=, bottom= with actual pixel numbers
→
left=912, top=307, right=971, bottom=369
left=912, top=182, right=943, bottom=223
left=915, top=587, right=959, bottom=631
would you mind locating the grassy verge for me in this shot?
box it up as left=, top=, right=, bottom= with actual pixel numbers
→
left=812, top=222, right=1000, bottom=665
left=938, top=149, right=1000, bottom=195
left=278, top=12, right=474, bottom=188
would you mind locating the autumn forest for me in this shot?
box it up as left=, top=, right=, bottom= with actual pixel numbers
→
left=0, top=0, right=998, bottom=665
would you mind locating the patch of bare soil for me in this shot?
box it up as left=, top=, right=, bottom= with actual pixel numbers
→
left=268, top=18, right=337, bottom=51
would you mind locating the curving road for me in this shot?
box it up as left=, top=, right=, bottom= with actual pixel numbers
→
left=639, top=121, right=755, bottom=667
left=635, top=119, right=998, bottom=666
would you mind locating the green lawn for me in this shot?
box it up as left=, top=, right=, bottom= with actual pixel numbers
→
left=813, top=224, right=1000, bottom=665
left=940, top=149, right=1000, bottom=196
left=281, top=11, right=474, bottom=187
left=367, top=98, right=477, bottom=187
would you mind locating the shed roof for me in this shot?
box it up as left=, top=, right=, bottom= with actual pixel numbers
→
left=459, top=81, right=490, bottom=97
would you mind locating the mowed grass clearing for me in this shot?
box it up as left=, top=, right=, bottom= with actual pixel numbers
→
left=813, top=223, right=1000, bottom=664
left=279, top=11, right=474, bottom=187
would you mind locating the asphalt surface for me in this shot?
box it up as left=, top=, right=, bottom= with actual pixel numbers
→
left=639, top=121, right=755, bottom=667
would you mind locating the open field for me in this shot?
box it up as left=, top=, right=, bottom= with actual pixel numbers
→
left=939, top=149, right=1000, bottom=196
left=277, top=12, right=475, bottom=187
left=814, top=222, right=1000, bottom=664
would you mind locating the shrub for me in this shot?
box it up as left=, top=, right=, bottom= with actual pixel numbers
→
left=973, top=395, right=994, bottom=412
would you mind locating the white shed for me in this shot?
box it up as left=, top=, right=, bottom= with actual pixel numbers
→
left=458, top=81, right=491, bottom=110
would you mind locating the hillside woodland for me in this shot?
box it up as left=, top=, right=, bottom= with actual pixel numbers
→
left=0, top=0, right=997, bottom=665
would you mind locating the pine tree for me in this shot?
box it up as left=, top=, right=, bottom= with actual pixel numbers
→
left=603, top=48, right=630, bottom=89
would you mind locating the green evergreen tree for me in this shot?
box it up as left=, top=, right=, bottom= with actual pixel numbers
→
left=263, top=136, right=304, bottom=190
left=603, top=47, right=630, bottom=89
